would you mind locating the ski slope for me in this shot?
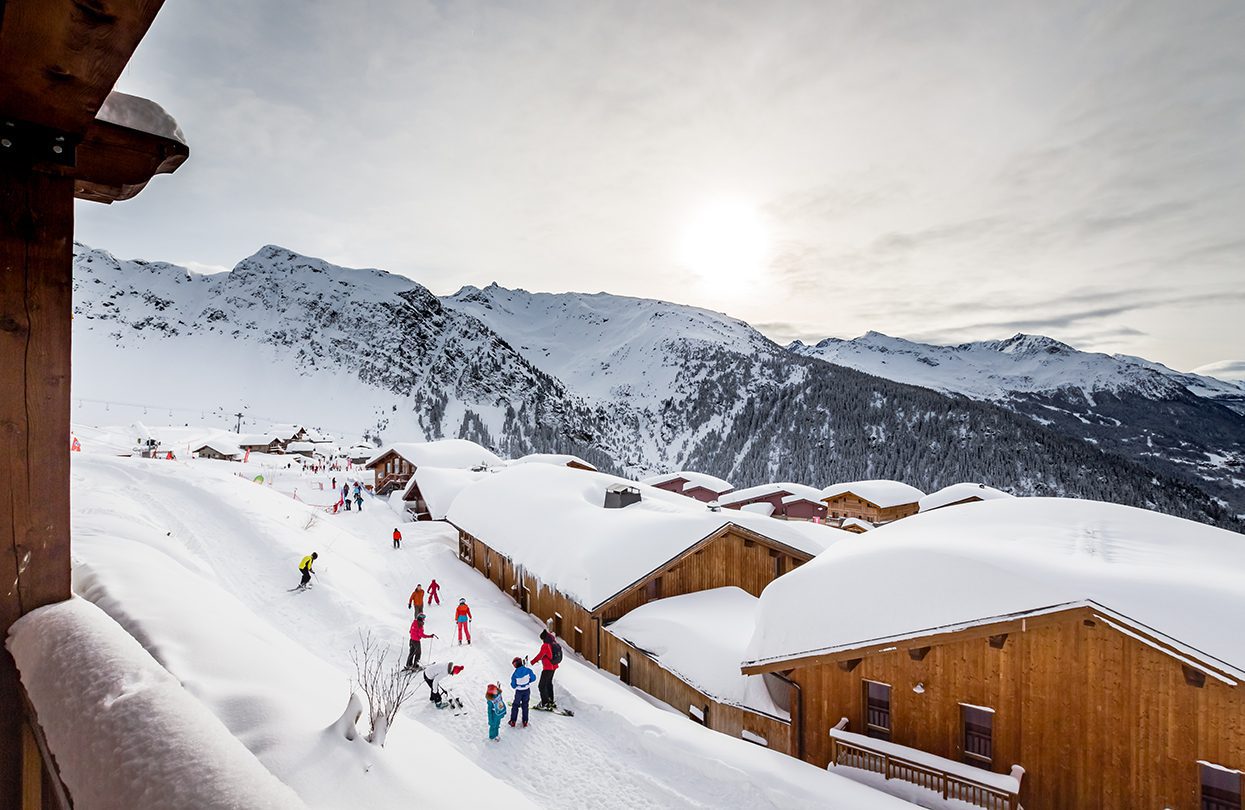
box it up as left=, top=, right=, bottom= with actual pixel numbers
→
left=64, top=453, right=908, bottom=809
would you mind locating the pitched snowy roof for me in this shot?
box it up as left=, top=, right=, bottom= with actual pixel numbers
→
left=267, top=424, right=306, bottom=440
left=285, top=441, right=317, bottom=453
left=720, top=482, right=822, bottom=507
left=919, top=482, right=1014, bottom=512
left=840, top=518, right=874, bottom=532
left=193, top=440, right=241, bottom=457
left=641, top=470, right=734, bottom=494
left=607, top=587, right=787, bottom=718
left=236, top=433, right=281, bottom=446
left=744, top=498, right=1245, bottom=678
left=366, top=439, right=502, bottom=471
left=448, top=464, right=837, bottom=611
left=404, top=467, right=490, bottom=520
left=511, top=453, right=597, bottom=471
left=820, top=479, right=925, bottom=508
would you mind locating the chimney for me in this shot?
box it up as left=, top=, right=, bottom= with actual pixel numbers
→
left=604, top=484, right=642, bottom=509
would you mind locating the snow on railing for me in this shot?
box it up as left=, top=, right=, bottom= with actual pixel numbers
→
left=829, top=726, right=1022, bottom=810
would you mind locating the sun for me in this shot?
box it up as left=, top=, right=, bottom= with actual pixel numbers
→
left=677, top=199, right=770, bottom=291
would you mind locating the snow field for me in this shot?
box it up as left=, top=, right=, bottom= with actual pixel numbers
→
left=67, top=455, right=908, bottom=809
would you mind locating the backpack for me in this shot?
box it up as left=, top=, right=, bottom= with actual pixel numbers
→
left=549, top=641, right=563, bottom=665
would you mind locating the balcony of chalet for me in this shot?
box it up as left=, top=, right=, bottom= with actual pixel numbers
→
left=827, top=721, right=1024, bottom=810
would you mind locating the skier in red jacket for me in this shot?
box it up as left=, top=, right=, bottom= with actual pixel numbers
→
left=532, top=629, right=561, bottom=709
left=406, top=613, right=437, bottom=670
left=454, top=598, right=472, bottom=644
left=392, top=527, right=402, bottom=550
left=427, top=579, right=441, bottom=606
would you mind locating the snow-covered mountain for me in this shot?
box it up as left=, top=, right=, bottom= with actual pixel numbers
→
left=790, top=332, right=1245, bottom=516
left=72, top=243, right=1242, bottom=530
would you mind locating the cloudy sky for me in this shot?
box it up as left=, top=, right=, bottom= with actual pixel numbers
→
left=80, top=0, right=1244, bottom=372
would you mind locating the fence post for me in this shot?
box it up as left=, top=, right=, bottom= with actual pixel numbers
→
left=882, top=753, right=890, bottom=780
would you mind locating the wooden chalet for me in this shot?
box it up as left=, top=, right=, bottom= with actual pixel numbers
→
left=820, top=479, right=924, bottom=524
left=741, top=498, right=1245, bottom=810
left=237, top=434, right=285, bottom=455
left=720, top=483, right=828, bottom=522
left=365, top=439, right=501, bottom=496
left=641, top=470, right=735, bottom=503
left=0, top=1, right=189, bottom=804
left=400, top=466, right=487, bottom=521
left=193, top=441, right=241, bottom=462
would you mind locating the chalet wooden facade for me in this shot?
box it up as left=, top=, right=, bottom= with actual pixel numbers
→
left=821, top=489, right=921, bottom=524
left=721, top=485, right=829, bottom=522
left=365, top=449, right=415, bottom=495
left=744, top=602, right=1245, bottom=809
left=456, top=520, right=818, bottom=667
left=193, top=442, right=240, bottom=462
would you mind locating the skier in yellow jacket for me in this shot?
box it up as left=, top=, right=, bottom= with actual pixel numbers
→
left=297, top=552, right=318, bottom=590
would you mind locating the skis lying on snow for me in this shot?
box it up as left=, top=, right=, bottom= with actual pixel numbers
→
left=287, top=585, right=313, bottom=593
left=532, top=705, right=574, bottom=717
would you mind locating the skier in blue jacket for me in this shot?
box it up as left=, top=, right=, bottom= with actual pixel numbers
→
left=508, top=656, right=536, bottom=727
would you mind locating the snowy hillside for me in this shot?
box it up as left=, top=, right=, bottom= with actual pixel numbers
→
left=791, top=332, right=1245, bottom=517
left=46, top=451, right=909, bottom=809
left=72, top=243, right=1242, bottom=530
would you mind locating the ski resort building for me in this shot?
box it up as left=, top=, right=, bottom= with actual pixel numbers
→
left=820, top=480, right=925, bottom=525
left=365, top=439, right=502, bottom=495
left=284, top=441, right=317, bottom=458
left=237, top=433, right=286, bottom=455
left=192, top=441, right=242, bottom=462
left=401, top=466, right=489, bottom=521
left=742, top=498, right=1245, bottom=810
left=511, top=453, right=598, bottom=471
left=919, top=482, right=1013, bottom=513
left=641, top=470, right=735, bottom=503
left=719, top=483, right=828, bottom=522
left=447, top=464, right=837, bottom=746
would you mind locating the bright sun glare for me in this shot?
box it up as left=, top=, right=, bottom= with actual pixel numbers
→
left=677, top=199, right=770, bottom=290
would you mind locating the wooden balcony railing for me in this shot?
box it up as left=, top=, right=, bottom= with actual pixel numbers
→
left=830, top=731, right=1020, bottom=810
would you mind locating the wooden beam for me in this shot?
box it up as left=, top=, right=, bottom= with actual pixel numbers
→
left=74, top=100, right=188, bottom=204
left=0, top=160, right=74, bottom=809
left=0, top=0, right=167, bottom=133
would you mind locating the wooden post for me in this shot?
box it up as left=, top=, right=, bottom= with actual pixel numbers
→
left=20, top=719, right=42, bottom=810
left=0, top=159, right=74, bottom=808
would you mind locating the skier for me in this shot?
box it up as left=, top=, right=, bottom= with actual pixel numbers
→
left=341, top=483, right=349, bottom=501
left=427, top=579, right=441, bottom=606
left=455, top=598, right=472, bottom=645
left=509, top=656, right=535, bottom=728
left=344, top=496, right=351, bottom=512
left=423, top=661, right=464, bottom=709
left=406, top=612, right=437, bottom=670
left=409, top=584, right=425, bottom=613
left=532, top=630, right=562, bottom=709
left=331, top=476, right=336, bottom=490
left=486, top=683, right=507, bottom=742
left=355, top=491, right=363, bottom=512
left=296, top=552, right=318, bottom=590
left=392, top=527, right=402, bottom=550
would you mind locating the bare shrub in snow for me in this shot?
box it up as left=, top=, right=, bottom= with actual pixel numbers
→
left=349, top=631, right=418, bottom=746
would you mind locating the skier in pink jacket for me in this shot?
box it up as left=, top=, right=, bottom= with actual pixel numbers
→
left=406, top=613, right=437, bottom=670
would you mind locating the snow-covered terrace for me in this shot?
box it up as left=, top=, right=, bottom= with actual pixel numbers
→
left=448, top=464, right=838, bottom=612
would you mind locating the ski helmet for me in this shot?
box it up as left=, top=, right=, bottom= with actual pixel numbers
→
left=512, top=657, right=523, bottom=668
left=451, top=665, right=464, bottom=675
left=486, top=683, right=499, bottom=697
left=416, top=612, right=426, bottom=621
left=459, top=597, right=466, bottom=604
left=311, top=552, right=318, bottom=559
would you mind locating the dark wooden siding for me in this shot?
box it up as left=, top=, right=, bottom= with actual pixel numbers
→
left=823, top=493, right=919, bottom=523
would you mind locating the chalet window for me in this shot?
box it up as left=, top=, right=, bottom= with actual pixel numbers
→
left=1202, top=762, right=1243, bottom=810
left=960, top=704, right=994, bottom=768
left=772, top=551, right=784, bottom=579
left=554, top=612, right=564, bottom=638
left=689, top=704, right=707, bottom=725
left=863, top=681, right=892, bottom=741
left=619, top=654, right=631, bottom=685
left=574, top=625, right=584, bottom=651
left=646, top=576, right=662, bottom=602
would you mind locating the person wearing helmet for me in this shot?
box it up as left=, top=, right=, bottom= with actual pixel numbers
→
left=509, top=656, right=536, bottom=728
left=486, top=683, right=507, bottom=741
left=423, top=661, right=465, bottom=708
left=406, top=612, right=437, bottom=670
left=296, top=552, right=318, bottom=590
left=532, top=629, right=562, bottom=709
left=454, top=598, right=472, bottom=645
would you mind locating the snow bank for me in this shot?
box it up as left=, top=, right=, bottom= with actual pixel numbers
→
left=366, top=439, right=501, bottom=470
left=642, top=470, right=734, bottom=494
left=919, top=482, right=1013, bottom=512
left=745, top=498, right=1245, bottom=674
left=820, top=479, right=925, bottom=508
left=7, top=598, right=304, bottom=810
left=720, top=482, right=823, bottom=507
left=608, top=588, right=786, bottom=717
left=405, top=466, right=489, bottom=519
left=449, top=464, right=837, bottom=610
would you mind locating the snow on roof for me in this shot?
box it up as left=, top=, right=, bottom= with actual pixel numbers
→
left=404, top=466, right=489, bottom=520
left=745, top=498, right=1245, bottom=676
left=840, top=518, right=874, bottom=532
left=919, top=482, right=1014, bottom=512
left=511, top=453, right=597, bottom=471
left=641, top=470, right=734, bottom=494
left=6, top=598, right=303, bottom=810
left=366, top=439, right=502, bottom=470
left=448, top=464, right=837, bottom=611
left=237, top=432, right=281, bottom=446
left=720, top=482, right=822, bottom=507
left=740, top=502, right=775, bottom=517
left=96, top=91, right=188, bottom=145
left=267, top=423, right=306, bottom=440
left=285, top=441, right=317, bottom=453
left=194, top=440, right=241, bottom=457
left=607, top=587, right=787, bottom=718
left=820, top=479, right=925, bottom=508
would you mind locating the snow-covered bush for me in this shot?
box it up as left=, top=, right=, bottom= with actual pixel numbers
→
left=349, top=631, right=419, bottom=747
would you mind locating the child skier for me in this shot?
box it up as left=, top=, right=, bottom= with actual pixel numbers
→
left=486, top=683, right=507, bottom=741
left=406, top=613, right=437, bottom=670
left=409, top=584, right=425, bottom=612
left=423, top=661, right=464, bottom=709
left=392, top=527, right=402, bottom=549
left=509, top=656, right=535, bottom=727
left=296, top=552, right=318, bottom=590
left=455, top=598, right=472, bottom=644
left=427, top=579, right=441, bottom=606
